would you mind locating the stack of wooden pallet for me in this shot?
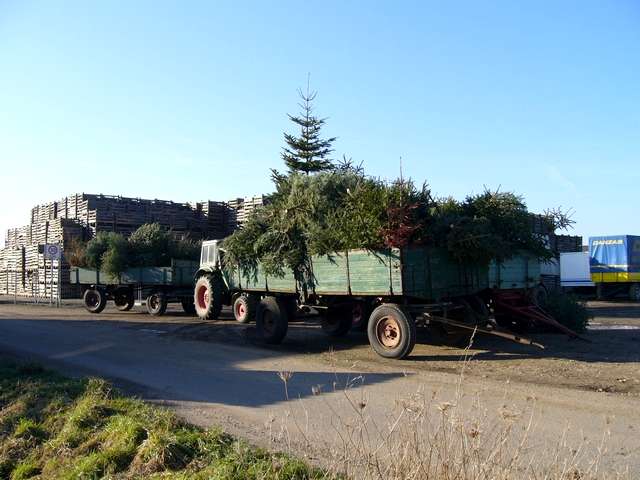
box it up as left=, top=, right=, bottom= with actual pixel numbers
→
left=3, top=192, right=270, bottom=299
left=197, top=201, right=234, bottom=239
left=0, top=246, right=75, bottom=298
left=549, top=234, right=582, bottom=254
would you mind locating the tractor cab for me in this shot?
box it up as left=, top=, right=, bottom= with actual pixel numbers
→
left=199, top=240, right=223, bottom=269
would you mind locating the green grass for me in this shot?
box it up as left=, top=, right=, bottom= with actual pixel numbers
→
left=0, top=355, right=325, bottom=479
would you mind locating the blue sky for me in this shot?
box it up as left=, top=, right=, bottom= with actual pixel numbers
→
left=1, top=0, right=638, bottom=246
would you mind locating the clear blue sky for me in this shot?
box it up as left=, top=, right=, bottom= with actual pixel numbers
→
left=1, top=1, right=638, bottom=246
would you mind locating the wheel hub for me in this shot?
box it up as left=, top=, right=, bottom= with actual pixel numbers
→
left=196, top=285, right=209, bottom=309
left=263, top=311, right=274, bottom=333
left=87, top=293, right=98, bottom=307
left=236, top=302, right=246, bottom=318
left=377, top=316, right=401, bottom=348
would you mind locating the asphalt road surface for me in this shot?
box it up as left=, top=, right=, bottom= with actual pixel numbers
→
left=0, top=300, right=638, bottom=474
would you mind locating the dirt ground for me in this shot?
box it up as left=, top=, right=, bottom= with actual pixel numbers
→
left=2, top=297, right=639, bottom=397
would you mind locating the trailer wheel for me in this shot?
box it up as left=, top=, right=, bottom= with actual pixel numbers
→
left=114, top=289, right=134, bottom=311
left=181, top=297, right=196, bottom=315
left=430, top=299, right=476, bottom=347
left=233, top=294, right=258, bottom=323
left=528, top=284, right=548, bottom=307
left=630, top=283, right=640, bottom=302
left=321, top=305, right=352, bottom=337
left=194, top=274, right=223, bottom=320
left=367, top=304, right=416, bottom=359
left=147, top=292, right=168, bottom=316
left=83, top=288, right=106, bottom=314
left=350, top=301, right=372, bottom=331
left=283, top=297, right=299, bottom=322
left=256, top=296, right=289, bottom=344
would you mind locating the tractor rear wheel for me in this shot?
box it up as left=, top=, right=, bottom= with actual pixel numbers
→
left=194, top=274, right=223, bottom=320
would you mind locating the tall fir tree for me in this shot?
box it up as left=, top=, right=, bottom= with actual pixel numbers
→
left=281, top=81, right=336, bottom=174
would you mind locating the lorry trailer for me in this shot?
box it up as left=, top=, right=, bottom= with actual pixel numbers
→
left=589, top=235, right=640, bottom=300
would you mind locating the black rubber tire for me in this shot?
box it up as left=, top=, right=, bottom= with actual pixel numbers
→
left=321, top=305, right=353, bottom=337
left=466, top=295, right=490, bottom=322
left=181, top=297, right=196, bottom=315
left=194, top=274, right=223, bottom=320
left=350, top=301, right=372, bottom=331
left=367, top=304, right=416, bottom=359
left=528, top=284, right=548, bottom=307
left=233, top=294, right=258, bottom=323
left=114, top=289, right=134, bottom=312
left=432, top=299, right=476, bottom=347
left=146, top=292, right=168, bottom=316
left=83, top=288, right=106, bottom=314
left=283, top=297, right=299, bottom=322
left=256, top=296, right=289, bottom=344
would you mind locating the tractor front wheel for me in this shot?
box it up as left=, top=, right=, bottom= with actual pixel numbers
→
left=233, top=294, right=258, bottom=323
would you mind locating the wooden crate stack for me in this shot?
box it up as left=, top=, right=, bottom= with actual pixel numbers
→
left=198, top=200, right=234, bottom=238
left=0, top=246, right=79, bottom=298
left=549, top=234, right=582, bottom=254
left=3, top=192, right=269, bottom=299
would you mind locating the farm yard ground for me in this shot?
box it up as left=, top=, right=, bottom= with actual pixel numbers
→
left=0, top=297, right=639, bottom=475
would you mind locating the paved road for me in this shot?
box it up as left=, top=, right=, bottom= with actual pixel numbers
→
left=0, top=302, right=637, bottom=474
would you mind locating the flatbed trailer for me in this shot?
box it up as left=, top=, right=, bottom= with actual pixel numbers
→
left=193, top=241, right=541, bottom=359
left=70, top=260, right=198, bottom=316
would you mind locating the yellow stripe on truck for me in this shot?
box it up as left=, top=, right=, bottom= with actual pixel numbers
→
left=591, top=272, right=640, bottom=283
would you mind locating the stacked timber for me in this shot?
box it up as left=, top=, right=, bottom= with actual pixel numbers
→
left=0, top=246, right=78, bottom=299
left=3, top=192, right=269, bottom=299
left=197, top=200, right=233, bottom=238
left=31, top=194, right=209, bottom=238
left=549, top=234, right=582, bottom=254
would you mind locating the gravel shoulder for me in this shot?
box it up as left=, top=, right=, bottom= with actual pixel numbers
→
left=0, top=298, right=639, bottom=473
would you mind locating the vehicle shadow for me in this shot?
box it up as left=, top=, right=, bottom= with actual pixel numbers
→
left=0, top=314, right=405, bottom=408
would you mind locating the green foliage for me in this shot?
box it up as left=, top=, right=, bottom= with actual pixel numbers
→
left=0, top=356, right=323, bottom=479
left=224, top=167, right=565, bottom=279
left=543, top=292, right=591, bottom=333
left=100, top=234, right=130, bottom=277
left=84, top=232, right=122, bottom=270
left=281, top=84, right=336, bottom=174
left=129, top=222, right=171, bottom=267
left=76, top=224, right=200, bottom=275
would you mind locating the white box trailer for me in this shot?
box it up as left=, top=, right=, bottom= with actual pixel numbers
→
left=560, top=252, right=595, bottom=288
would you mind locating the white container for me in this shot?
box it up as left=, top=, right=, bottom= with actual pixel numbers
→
left=560, top=252, right=595, bottom=287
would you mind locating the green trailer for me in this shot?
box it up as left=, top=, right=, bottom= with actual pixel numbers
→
left=70, top=260, right=198, bottom=316
left=193, top=241, right=537, bottom=359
